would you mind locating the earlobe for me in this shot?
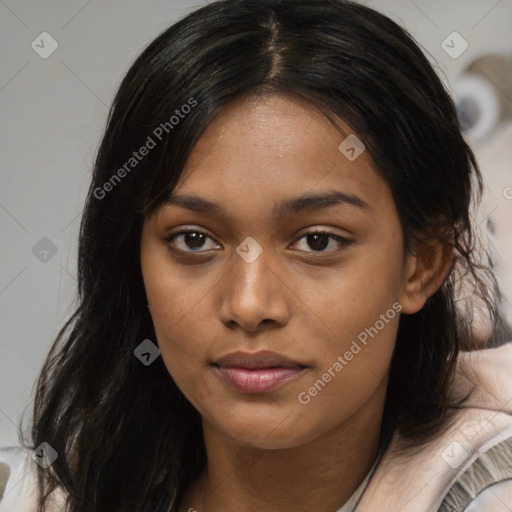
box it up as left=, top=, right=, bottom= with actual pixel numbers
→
left=399, top=242, right=454, bottom=315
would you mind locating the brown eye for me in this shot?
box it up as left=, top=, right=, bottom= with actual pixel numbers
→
left=165, top=230, right=220, bottom=252
left=292, top=231, right=352, bottom=253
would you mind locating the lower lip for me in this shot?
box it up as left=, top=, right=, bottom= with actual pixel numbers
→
left=214, top=365, right=306, bottom=393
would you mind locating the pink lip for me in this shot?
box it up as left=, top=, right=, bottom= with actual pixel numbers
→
left=214, top=366, right=305, bottom=393
left=213, top=350, right=307, bottom=393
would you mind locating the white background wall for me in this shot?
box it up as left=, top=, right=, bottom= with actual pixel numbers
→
left=1, top=0, right=511, bottom=448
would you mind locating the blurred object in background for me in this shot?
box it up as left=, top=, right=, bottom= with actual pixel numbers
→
left=454, top=54, right=512, bottom=140
left=454, top=52, right=512, bottom=334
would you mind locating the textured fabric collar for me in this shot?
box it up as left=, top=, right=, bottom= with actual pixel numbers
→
left=354, top=342, right=512, bottom=512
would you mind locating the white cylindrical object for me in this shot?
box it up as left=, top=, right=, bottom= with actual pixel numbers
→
left=454, top=72, right=501, bottom=140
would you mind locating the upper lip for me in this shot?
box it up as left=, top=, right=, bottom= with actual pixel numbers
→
left=213, top=350, right=306, bottom=369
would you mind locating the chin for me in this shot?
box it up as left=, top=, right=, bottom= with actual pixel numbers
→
left=210, top=412, right=319, bottom=450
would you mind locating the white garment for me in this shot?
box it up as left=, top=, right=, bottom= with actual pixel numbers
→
left=336, top=452, right=381, bottom=512
left=0, top=446, right=64, bottom=512
left=464, top=480, right=512, bottom=511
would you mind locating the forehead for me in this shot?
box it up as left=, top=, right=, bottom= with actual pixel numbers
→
left=172, top=92, right=390, bottom=215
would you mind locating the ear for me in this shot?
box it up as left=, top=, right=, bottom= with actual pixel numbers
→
left=399, top=239, right=455, bottom=315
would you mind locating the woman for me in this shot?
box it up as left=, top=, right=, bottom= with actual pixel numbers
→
left=3, top=0, right=512, bottom=510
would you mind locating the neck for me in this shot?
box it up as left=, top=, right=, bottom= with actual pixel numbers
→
left=180, top=382, right=386, bottom=512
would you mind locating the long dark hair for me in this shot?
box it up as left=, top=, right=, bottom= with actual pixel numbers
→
left=20, top=0, right=508, bottom=510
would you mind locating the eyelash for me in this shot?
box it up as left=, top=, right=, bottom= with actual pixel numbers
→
left=164, top=228, right=352, bottom=255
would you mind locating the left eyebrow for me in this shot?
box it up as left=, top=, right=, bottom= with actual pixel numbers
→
left=272, top=190, right=369, bottom=221
left=163, top=190, right=369, bottom=218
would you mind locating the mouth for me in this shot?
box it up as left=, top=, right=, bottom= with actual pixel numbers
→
left=212, top=350, right=308, bottom=394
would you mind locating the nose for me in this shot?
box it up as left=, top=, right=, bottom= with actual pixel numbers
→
left=218, top=246, right=291, bottom=333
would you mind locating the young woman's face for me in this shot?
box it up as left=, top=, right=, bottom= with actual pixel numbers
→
left=140, top=92, right=419, bottom=449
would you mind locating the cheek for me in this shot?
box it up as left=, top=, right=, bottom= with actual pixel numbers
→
left=141, top=236, right=219, bottom=343
left=294, top=290, right=400, bottom=429
left=140, top=243, right=211, bottom=392
left=307, top=236, right=403, bottom=346
left=345, top=226, right=404, bottom=320
left=152, top=310, right=215, bottom=413
left=296, top=233, right=404, bottom=405
left=148, top=283, right=213, bottom=378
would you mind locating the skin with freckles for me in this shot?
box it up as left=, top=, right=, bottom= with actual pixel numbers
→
left=140, top=92, right=453, bottom=512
